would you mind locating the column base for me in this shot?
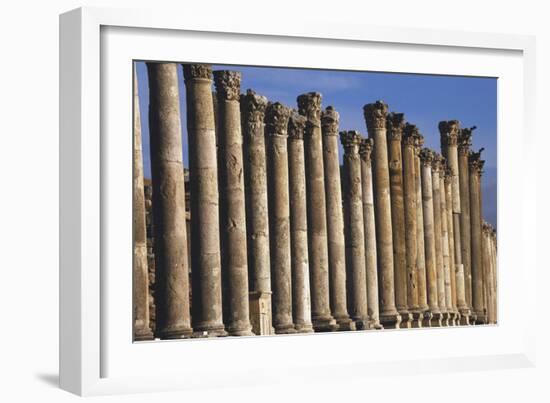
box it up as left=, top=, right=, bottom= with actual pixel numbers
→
left=380, top=312, right=402, bottom=329
left=157, top=325, right=193, bottom=340
left=274, top=323, right=298, bottom=335
left=351, top=317, right=370, bottom=331
left=192, top=322, right=227, bottom=338
left=368, top=319, right=384, bottom=329
left=458, top=308, right=471, bottom=325
left=421, top=311, right=433, bottom=328
left=294, top=322, right=314, bottom=333
left=398, top=310, right=413, bottom=329
left=430, top=312, right=443, bottom=327
left=441, top=312, right=451, bottom=326
left=227, top=324, right=255, bottom=337
left=411, top=311, right=423, bottom=328
left=312, top=315, right=339, bottom=332
left=334, top=315, right=356, bottom=331
left=473, top=312, right=487, bottom=325
left=134, top=326, right=155, bottom=341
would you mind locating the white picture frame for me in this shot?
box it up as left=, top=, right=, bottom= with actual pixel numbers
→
left=59, top=6, right=537, bottom=396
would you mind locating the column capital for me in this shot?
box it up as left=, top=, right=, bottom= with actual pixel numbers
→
left=458, top=126, right=476, bottom=155
left=439, top=120, right=461, bottom=148
left=288, top=110, right=307, bottom=140
left=359, top=137, right=374, bottom=162
left=240, top=89, right=268, bottom=133
left=419, top=148, right=435, bottom=167
left=403, top=122, right=418, bottom=147
left=182, top=63, right=212, bottom=82
left=363, top=100, right=389, bottom=133
left=444, top=166, right=453, bottom=184
left=213, top=70, right=241, bottom=101
left=386, top=112, right=405, bottom=141
left=265, top=102, right=291, bottom=137
left=297, top=92, right=322, bottom=126
left=321, top=106, right=340, bottom=136
left=339, top=130, right=362, bottom=153
left=468, top=148, right=485, bottom=175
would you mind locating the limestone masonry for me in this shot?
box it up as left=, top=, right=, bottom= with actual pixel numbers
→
left=134, top=63, right=497, bottom=340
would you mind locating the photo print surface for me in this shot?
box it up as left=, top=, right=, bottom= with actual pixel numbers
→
left=133, top=61, right=497, bottom=341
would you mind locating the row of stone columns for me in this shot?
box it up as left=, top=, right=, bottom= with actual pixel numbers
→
left=133, top=62, right=497, bottom=340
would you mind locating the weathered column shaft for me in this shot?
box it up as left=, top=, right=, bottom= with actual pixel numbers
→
left=363, top=101, right=401, bottom=329
left=482, top=222, right=493, bottom=323
left=414, top=135, right=429, bottom=315
left=341, top=131, right=369, bottom=329
left=469, top=150, right=486, bottom=323
left=133, top=65, right=154, bottom=341
left=288, top=111, right=313, bottom=333
left=403, top=124, right=420, bottom=326
left=214, top=71, right=253, bottom=336
left=298, top=92, right=337, bottom=332
left=440, top=171, right=453, bottom=323
left=458, top=130, right=473, bottom=311
left=240, top=90, right=273, bottom=335
left=360, top=138, right=382, bottom=329
left=444, top=171, right=459, bottom=320
left=386, top=113, right=410, bottom=327
left=183, top=64, right=226, bottom=337
left=432, top=154, right=448, bottom=324
left=147, top=62, right=192, bottom=339
left=266, top=102, right=296, bottom=334
left=420, top=149, right=441, bottom=326
left=321, top=106, right=354, bottom=331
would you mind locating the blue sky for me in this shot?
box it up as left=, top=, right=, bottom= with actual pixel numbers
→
left=135, top=62, right=497, bottom=227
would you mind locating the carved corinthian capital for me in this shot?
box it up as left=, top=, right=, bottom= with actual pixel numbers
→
left=297, top=92, right=322, bottom=126
left=419, top=148, right=435, bottom=167
left=213, top=70, right=241, bottom=101
left=468, top=148, right=485, bottom=176
left=432, top=153, right=445, bottom=172
left=439, top=120, right=461, bottom=148
left=288, top=110, right=307, bottom=140
left=458, top=126, right=476, bottom=155
left=403, top=122, right=419, bottom=147
left=363, top=100, right=389, bottom=133
left=240, top=89, right=268, bottom=134
left=386, top=112, right=405, bottom=141
left=339, top=130, right=362, bottom=153
left=321, top=106, right=340, bottom=136
left=359, top=137, right=374, bottom=162
left=182, top=63, right=212, bottom=82
left=265, top=102, right=291, bottom=137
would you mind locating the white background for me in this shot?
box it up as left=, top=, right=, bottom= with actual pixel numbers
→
left=1, top=0, right=548, bottom=402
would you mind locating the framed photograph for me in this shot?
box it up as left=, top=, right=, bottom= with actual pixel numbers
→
left=60, top=6, right=536, bottom=396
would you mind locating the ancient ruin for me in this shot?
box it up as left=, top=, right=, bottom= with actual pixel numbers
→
left=134, top=62, right=498, bottom=340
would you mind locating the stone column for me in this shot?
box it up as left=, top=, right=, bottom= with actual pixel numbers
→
left=182, top=64, right=226, bottom=337
left=419, top=149, right=442, bottom=327
left=133, top=66, right=154, bottom=341
left=440, top=169, right=454, bottom=325
left=341, top=130, right=370, bottom=330
left=240, top=90, right=273, bottom=335
left=444, top=169, right=459, bottom=325
left=412, top=130, right=430, bottom=323
left=432, top=153, right=448, bottom=325
left=458, top=127, right=474, bottom=316
left=321, top=106, right=354, bottom=331
left=213, top=71, right=253, bottom=336
left=490, top=229, right=498, bottom=324
left=482, top=222, right=494, bottom=324
left=363, top=101, right=401, bottom=329
left=265, top=102, right=296, bottom=334
left=298, top=92, right=338, bottom=332
left=360, top=138, right=382, bottom=329
left=402, top=123, right=421, bottom=327
left=440, top=121, right=470, bottom=324
left=147, top=62, right=193, bottom=339
left=288, top=111, right=314, bottom=333
left=469, top=149, right=486, bottom=324
left=386, top=113, right=411, bottom=328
